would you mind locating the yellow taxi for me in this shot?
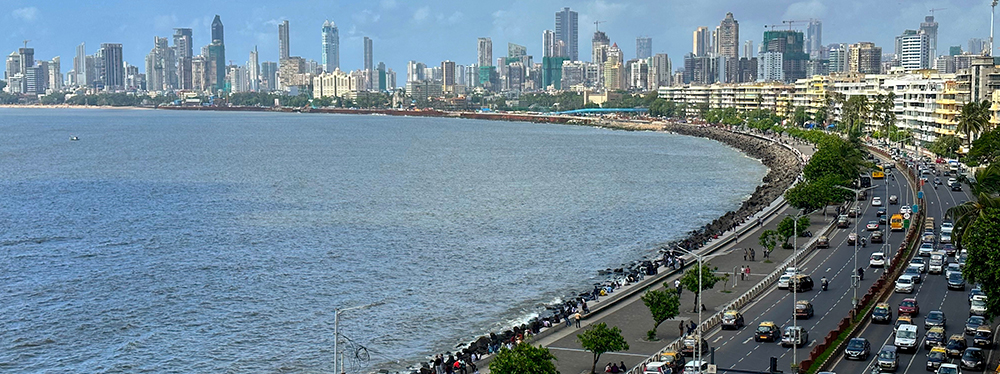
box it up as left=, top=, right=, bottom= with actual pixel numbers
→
left=755, top=321, right=780, bottom=342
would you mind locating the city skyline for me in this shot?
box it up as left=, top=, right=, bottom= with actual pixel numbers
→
left=2, top=0, right=998, bottom=79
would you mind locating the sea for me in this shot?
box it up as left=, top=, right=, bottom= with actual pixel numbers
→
left=0, top=108, right=767, bottom=373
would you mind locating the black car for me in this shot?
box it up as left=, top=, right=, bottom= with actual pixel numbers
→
left=952, top=183, right=963, bottom=191
left=789, top=275, right=813, bottom=292
left=845, top=337, right=871, bottom=360
left=947, top=335, right=968, bottom=358
left=925, top=310, right=947, bottom=329
left=948, top=272, right=966, bottom=290
left=966, top=316, right=986, bottom=335
left=871, top=230, right=884, bottom=243
left=926, top=327, right=947, bottom=349
left=942, top=244, right=956, bottom=256
left=877, top=207, right=887, bottom=216
left=961, top=347, right=986, bottom=371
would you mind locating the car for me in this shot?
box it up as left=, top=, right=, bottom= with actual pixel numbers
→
left=682, top=360, right=708, bottom=374
left=816, top=236, right=830, bottom=248
left=919, top=242, right=935, bottom=257
left=961, top=347, right=985, bottom=371
left=877, top=345, right=898, bottom=372
left=923, top=232, right=937, bottom=244
left=755, top=322, right=781, bottom=342
left=973, top=326, right=993, bottom=348
left=935, top=177, right=942, bottom=185
left=895, top=324, right=919, bottom=352
left=867, top=221, right=880, bottom=230
left=958, top=253, right=968, bottom=268
left=895, top=316, right=914, bottom=334
left=845, top=337, right=871, bottom=360
left=658, top=351, right=686, bottom=372
left=966, top=316, right=986, bottom=335
left=926, top=310, right=947, bottom=329
left=929, top=252, right=947, bottom=273
left=926, top=326, right=947, bottom=349
left=872, top=303, right=892, bottom=323
left=970, top=295, right=988, bottom=316
left=872, top=196, right=882, bottom=206
left=948, top=272, right=966, bottom=290
left=789, top=274, right=814, bottom=292
left=895, top=275, right=915, bottom=293
left=947, top=263, right=962, bottom=276
left=910, top=258, right=927, bottom=273
left=946, top=335, right=968, bottom=358
left=952, top=183, right=963, bottom=191
left=795, top=300, right=814, bottom=319
left=848, top=232, right=858, bottom=245
left=889, top=195, right=899, bottom=204
left=936, top=363, right=961, bottom=374
left=778, top=274, right=792, bottom=289
left=942, top=244, right=957, bottom=256
left=643, top=361, right=670, bottom=374
left=871, top=252, right=888, bottom=267
left=903, top=266, right=923, bottom=283
left=927, top=347, right=949, bottom=370
left=877, top=207, right=887, bottom=216
left=900, top=205, right=912, bottom=214
left=837, top=215, right=850, bottom=228
left=680, top=335, right=709, bottom=357
left=781, top=326, right=809, bottom=348
left=941, top=232, right=952, bottom=244
left=849, top=206, right=861, bottom=217
left=948, top=177, right=958, bottom=186
left=942, top=221, right=955, bottom=234
left=969, top=288, right=986, bottom=304
left=721, top=310, right=745, bottom=330
left=899, top=298, right=920, bottom=316
left=871, top=230, right=885, bottom=243
left=879, top=215, right=887, bottom=225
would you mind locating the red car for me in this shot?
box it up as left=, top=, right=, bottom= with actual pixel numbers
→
left=899, top=298, right=920, bottom=316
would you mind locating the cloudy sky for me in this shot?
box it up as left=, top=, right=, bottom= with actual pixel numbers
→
left=1, top=0, right=996, bottom=76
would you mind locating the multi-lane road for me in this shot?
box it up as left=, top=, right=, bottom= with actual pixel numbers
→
left=691, top=153, right=974, bottom=373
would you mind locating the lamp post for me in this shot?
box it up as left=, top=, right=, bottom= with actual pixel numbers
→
left=674, top=247, right=737, bottom=373
left=834, top=184, right=878, bottom=306
left=334, top=301, right=383, bottom=374
left=790, top=210, right=806, bottom=373
left=992, top=0, right=998, bottom=56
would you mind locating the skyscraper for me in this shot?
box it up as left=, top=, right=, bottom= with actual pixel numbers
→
left=849, top=42, right=882, bottom=74
left=99, top=43, right=124, bottom=91
left=209, top=15, right=226, bottom=91
left=508, top=43, right=527, bottom=59
left=592, top=30, right=610, bottom=64
left=321, top=20, right=339, bottom=72
left=248, top=46, right=260, bottom=91
left=279, top=20, right=290, bottom=60
left=743, top=40, right=754, bottom=59
left=717, top=13, right=739, bottom=58
left=441, top=60, right=455, bottom=92
left=920, top=15, right=938, bottom=61
left=364, top=37, right=373, bottom=71
left=543, top=30, right=560, bottom=58
left=806, top=20, right=822, bottom=55
left=636, top=37, right=652, bottom=59
left=693, top=27, right=710, bottom=56
left=74, top=43, right=87, bottom=87
left=477, top=37, right=493, bottom=66
left=555, top=7, right=578, bottom=61
left=174, top=28, right=193, bottom=90
left=260, top=61, right=278, bottom=91
left=900, top=31, right=930, bottom=70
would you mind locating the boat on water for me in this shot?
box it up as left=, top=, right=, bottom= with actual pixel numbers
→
left=70, top=136, right=79, bottom=141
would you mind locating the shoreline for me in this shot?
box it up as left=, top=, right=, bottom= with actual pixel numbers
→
left=4, top=104, right=804, bottom=372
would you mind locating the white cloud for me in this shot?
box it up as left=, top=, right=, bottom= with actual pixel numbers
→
left=782, top=0, right=828, bottom=20
left=380, top=0, right=398, bottom=10
left=11, top=7, right=38, bottom=22
left=353, top=9, right=381, bottom=24
left=154, top=14, right=179, bottom=30
left=413, top=6, right=429, bottom=22
left=447, top=11, right=464, bottom=24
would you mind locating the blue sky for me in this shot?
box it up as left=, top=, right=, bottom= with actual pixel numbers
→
left=1, top=0, right=996, bottom=77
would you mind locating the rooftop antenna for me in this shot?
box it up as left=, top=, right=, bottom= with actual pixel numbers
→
left=22, top=40, right=30, bottom=49
left=929, top=8, right=947, bottom=16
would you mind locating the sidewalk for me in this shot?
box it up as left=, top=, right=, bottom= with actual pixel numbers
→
left=477, top=138, right=818, bottom=374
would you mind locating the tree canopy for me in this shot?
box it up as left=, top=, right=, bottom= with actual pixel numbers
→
left=679, top=262, right=724, bottom=312
left=641, top=287, right=680, bottom=340
left=578, top=322, right=630, bottom=374
left=489, top=343, right=559, bottom=374
left=960, top=206, right=1000, bottom=320
left=929, top=135, right=962, bottom=159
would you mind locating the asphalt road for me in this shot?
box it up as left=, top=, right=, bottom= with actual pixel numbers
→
left=703, top=156, right=918, bottom=373
left=828, top=162, right=982, bottom=374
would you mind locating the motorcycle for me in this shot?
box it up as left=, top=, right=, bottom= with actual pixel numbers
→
left=858, top=268, right=865, bottom=281
left=821, top=277, right=828, bottom=291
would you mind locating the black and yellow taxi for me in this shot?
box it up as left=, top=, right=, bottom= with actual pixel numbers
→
left=721, top=310, right=745, bottom=330
left=926, top=346, right=948, bottom=370
left=794, top=300, right=814, bottom=319
left=755, top=321, right=781, bottom=342
left=872, top=303, right=892, bottom=323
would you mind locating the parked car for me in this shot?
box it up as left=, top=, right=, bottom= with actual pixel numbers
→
left=845, top=337, right=871, bottom=360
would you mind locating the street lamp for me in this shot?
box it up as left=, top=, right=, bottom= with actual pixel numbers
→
left=834, top=184, right=878, bottom=306
left=992, top=0, right=998, bottom=56
left=334, top=301, right=384, bottom=374
left=790, top=210, right=806, bottom=373
left=674, top=246, right=737, bottom=372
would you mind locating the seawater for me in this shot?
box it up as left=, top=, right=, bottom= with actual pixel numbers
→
left=0, top=108, right=767, bottom=373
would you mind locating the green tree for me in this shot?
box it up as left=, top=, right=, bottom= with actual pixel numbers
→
left=489, top=342, right=559, bottom=374
left=960, top=206, right=1000, bottom=320
left=963, top=127, right=1000, bottom=167
left=759, top=230, right=779, bottom=255
left=957, top=100, right=991, bottom=149
left=641, top=287, right=680, bottom=340
left=928, top=135, right=962, bottom=159
left=679, top=262, right=724, bottom=312
left=791, top=106, right=810, bottom=127
left=946, top=164, right=1000, bottom=248
left=578, top=322, right=630, bottom=374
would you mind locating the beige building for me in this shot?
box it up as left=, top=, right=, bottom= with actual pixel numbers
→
left=312, top=69, right=352, bottom=99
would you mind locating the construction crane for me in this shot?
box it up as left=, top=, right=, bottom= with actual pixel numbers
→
left=594, top=20, right=604, bottom=31
left=782, top=19, right=813, bottom=30
left=929, top=8, right=947, bottom=16
left=22, top=39, right=30, bottom=49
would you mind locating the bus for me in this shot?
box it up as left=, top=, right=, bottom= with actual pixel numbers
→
left=872, top=165, right=885, bottom=179
left=890, top=214, right=904, bottom=231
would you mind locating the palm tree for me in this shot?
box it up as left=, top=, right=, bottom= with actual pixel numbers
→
left=946, top=164, right=1000, bottom=248
left=957, top=100, right=991, bottom=149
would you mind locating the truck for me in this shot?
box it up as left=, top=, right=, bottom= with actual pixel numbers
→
left=929, top=252, right=946, bottom=274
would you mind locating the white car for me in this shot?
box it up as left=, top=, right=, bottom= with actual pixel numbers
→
left=919, top=243, right=935, bottom=257
left=910, top=258, right=927, bottom=273
left=900, top=206, right=913, bottom=214
left=936, top=363, right=960, bottom=374
left=872, top=197, right=882, bottom=206
left=941, top=222, right=954, bottom=234
left=948, top=178, right=957, bottom=187
left=778, top=274, right=792, bottom=289
left=867, top=221, right=880, bottom=231
left=940, top=232, right=952, bottom=244
left=870, top=252, right=888, bottom=267
left=894, top=323, right=918, bottom=351
left=971, top=295, right=988, bottom=316
left=895, top=275, right=915, bottom=293
left=643, top=361, right=669, bottom=374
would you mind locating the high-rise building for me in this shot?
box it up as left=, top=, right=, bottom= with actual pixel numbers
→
left=969, top=38, right=985, bottom=55
left=260, top=61, right=278, bottom=91
left=743, top=40, right=754, bottom=59
left=806, top=20, right=822, bottom=55
left=441, top=60, right=455, bottom=92
left=828, top=44, right=849, bottom=73
left=900, top=32, right=930, bottom=70
left=363, top=37, right=373, bottom=71
left=174, top=28, right=193, bottom=90
left=145, top=37, right=175, bottom=92
left=920, top=15, right=938, bottom=61
left=278, top=20, right=290, bottom=60
left=759, top=51, right=783, bottom=82
left=762, top=30, right=807, bottom=81
left=321, top=20, right=339, bottom=73
left=209, top=15, right=226, bottom=92
left=99, top=43, right=124, bottom=91
left=849, top=42, right=882, bottom=74
left=650, top=53, right=671, bottom=88
left=603, top=42, right=624, bottom=90
left=248, top=46, right=260, bottom=92
left=950, top=46, right=963, bottom=56
left=636, top=37, right=652, bottom=59
left=74, top=43, right=88, bottom=87
left=693, top=27, right=710, bottom=56
left=508, top=43, right=527, bottom=60
left=543, top=30, right=562, bottom=58
left=716, top=13, right=739, bottom=58
left=477, top=37, right=493, bottom=66
left=555, top=7, right=578, bottom=61
left=47, top=56, right=61, bottom=93
left=592, top=30, right=610, bottom=64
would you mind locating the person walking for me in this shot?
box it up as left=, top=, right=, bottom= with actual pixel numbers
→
left=750, top=248, right=755, bottom=261
left=679, top=321, right=685, bottom=337
left=674, top=279, right=682, bottom=297
left=743, top=248, right=748, bottom=261
left=574, top=312, right=582, bottom=328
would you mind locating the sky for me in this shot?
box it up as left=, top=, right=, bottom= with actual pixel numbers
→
left=1, top=0, right=998, bottom=78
